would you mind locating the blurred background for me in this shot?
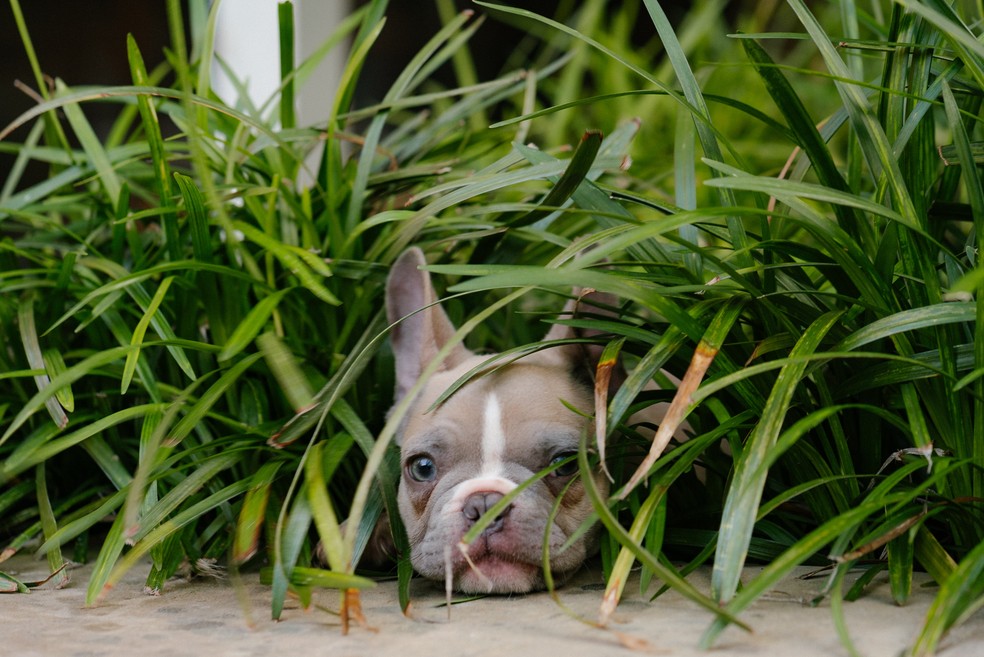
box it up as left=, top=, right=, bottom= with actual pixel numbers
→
left=1, top=0, right=707, bottom=186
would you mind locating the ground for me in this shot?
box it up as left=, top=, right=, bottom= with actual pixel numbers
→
left=2, top=552, right=982, bottom=657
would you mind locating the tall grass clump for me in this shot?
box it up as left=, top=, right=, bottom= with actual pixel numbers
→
left=2, top=0, right=983, bottom=655
left=436, top=1, right=983, bottom=654
left=0, top=0, right=599, bottom=618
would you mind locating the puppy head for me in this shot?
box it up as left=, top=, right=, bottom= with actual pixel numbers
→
left=386, top=248, right=613, bottom=594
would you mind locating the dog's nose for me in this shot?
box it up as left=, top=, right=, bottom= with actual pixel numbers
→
left=462, top=492, right=512, bottom=533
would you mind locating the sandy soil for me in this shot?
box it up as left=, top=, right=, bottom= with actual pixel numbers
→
left=2, top=552, right=982, bottom=657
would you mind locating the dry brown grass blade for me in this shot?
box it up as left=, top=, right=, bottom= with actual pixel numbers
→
left=615, top=339, right=718, bottom=500
left=594, top=339, right=623, bottom=483
left=340, top=588, right=375, bottom=634
left=832, top=511, right=927, bottom=563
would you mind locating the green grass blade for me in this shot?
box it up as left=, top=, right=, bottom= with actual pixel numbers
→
left=101, top=478, right=251, bottom=600
left=17, top=295, right=68, bottom=429
left=165, top=353, right=264, bottom=448
left=35, top=489, right=127, bottom=556
left=913, top=526, right=957, bottom=584
left=271, top=489, right=312, bottom=620
left=257, top=332, right=314, bottom=412
left=121, top=276, right=175, bottom=395
left=836, top=303, right=974, bottom=352
left=305, top=441, right=348, bottom=573
left=440, top=264, right=700, bottom=339
left=79, top=259, right=197, bottom=381
left=0, top=481, right=34, bottom=520
left=0, top=120, right=44, bottom=204
left=706, top=457, right=957, bottom=647
left=260, top=565, right=376, bottom=590
left=888, top=528, right=915, bottom=606
left=601, top=484, right=662, bottom=622
left=126, top=450, right=243, bottom=544
left=55, top=79, right=122, bottom=208
left=0, top=346, right=132, bottom=448
left=34, top=464, right=68, bottom=587
left=45, top=259, right=259, bottom=337
left=233, top=461, right=282, bottom=564
left=712, top=311, right=843, bottom=604
left=234, top=221, right=340, bottom=306
left=344, top=8, right=477, bottom=236
left=172, top=172, right=228, bottom=343
left=267, top=310, right=387, bottom=448
left=84, top=506, right=129, bottom=605
left=909, top=535, right=984, bottom=656
left=278, top=1, right=296, bottom=130
left=127, top=34, right=180, bottom=260
left=322, top=16, right=386, bottom=235
left=83, top=435, right=135, bottom=490
left=641, top=0, right=749, bottom=267
left=785, top=0, right=922, bottom=231
left=892, top=0, right=984, bottom=85
left=511, top=130, right=603, bottom=228
left=703, top=492, right=905, bottom=647
left=829, top=563, right=864, bottom=657
left=41, top=348, right=73, bottom=413
left=739, top=37, right=860, bottom=232
left=218, top=289, right=291, bottom=362
left=703, top=169, right=912, bottom=228
left=172, top=173, right=214, bottom=264
left=7, top=0, right=70, bottom=151
left=941, top=79, right=984, bottom=503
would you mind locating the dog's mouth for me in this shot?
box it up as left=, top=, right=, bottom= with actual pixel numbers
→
left=450, top=536, right=542, bottom=594
left=456, top=554, right=540, bottom=594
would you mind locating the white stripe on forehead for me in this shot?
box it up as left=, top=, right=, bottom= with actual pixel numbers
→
left=480, top=393, right=506, bottom=477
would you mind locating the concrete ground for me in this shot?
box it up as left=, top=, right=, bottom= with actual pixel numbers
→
left=2, top=552, right=982, bottom=657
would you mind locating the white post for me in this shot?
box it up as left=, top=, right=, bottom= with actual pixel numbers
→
left=212, top=0, right=349, bottom=127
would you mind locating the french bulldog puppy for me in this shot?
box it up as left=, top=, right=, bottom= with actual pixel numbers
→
left=384, top=247, right=612, bottom=594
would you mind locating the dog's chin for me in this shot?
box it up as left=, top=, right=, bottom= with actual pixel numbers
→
left=455, top=556, right=542, bottom=594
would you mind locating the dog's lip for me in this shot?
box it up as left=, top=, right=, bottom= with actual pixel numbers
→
left=470, top=552, right=535, bottom=568
left=456, top=539, right=540, bottom=575
left=455, top=553, right=540, bottom=591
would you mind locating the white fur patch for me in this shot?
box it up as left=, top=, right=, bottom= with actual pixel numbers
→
left=481, top=393, right=506, bottom=477
left=441, top=394, right=517, bottom=516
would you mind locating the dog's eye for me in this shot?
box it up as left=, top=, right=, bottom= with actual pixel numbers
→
left=550, top=452, right=579, bottom=478
left=407, top=455, right=438, bottom=483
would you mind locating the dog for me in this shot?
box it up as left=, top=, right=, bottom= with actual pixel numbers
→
left=372, top=247, right=629, bottom=595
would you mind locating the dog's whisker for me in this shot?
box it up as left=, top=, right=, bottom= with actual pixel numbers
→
left=444, top=544, right=453, bottom=621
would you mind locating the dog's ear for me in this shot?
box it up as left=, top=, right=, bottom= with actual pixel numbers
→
left=528, top=290, right=627, bottom=391
left=387, top=247, right=473, bottom=403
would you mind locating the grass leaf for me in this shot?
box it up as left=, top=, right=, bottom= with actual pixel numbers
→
left=16, top=295, right=68, bottom=429
left=121, top=276, right=175, bottom=394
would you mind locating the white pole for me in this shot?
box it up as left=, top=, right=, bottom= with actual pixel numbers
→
left=212, top=0, right=349, bottom=127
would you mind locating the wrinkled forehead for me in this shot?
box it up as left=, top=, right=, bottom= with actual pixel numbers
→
left=401, top=359, right=593, bottom=446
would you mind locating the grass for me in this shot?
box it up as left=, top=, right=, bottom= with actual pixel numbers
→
left=2, top=0, right=983, bottom=654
